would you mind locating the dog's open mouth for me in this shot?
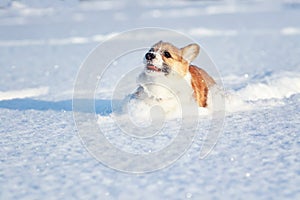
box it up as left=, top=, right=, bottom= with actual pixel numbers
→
left=146, top=64, right=162, bottom=72
left=146, top=63, right=171, bottom=75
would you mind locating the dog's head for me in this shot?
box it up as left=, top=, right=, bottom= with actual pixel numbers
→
left=144, top=41, right=200, bottom=77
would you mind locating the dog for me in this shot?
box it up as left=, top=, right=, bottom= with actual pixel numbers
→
left=130, top=41, right=215, bottom=116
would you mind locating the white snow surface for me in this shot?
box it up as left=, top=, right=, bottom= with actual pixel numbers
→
left=1, top=0, right=300, bottom=199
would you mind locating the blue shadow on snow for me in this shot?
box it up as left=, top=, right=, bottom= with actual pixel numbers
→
left=0, top=98, right=121, bottom=116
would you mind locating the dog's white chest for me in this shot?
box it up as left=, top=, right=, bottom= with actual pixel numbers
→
left=137, top=71, right=193, bottom=101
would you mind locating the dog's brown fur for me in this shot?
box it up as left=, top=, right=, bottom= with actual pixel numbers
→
left=189, top=65, right=215, bottom=107
left=150, top=41, right=215, bottom=107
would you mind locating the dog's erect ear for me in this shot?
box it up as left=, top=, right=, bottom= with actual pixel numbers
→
left=153, top=40, right=163, bottom=47
left=181, top=44, right=200, bottom=63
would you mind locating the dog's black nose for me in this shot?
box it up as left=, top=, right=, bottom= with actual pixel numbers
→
left=145, top=52, right=156, bottom=60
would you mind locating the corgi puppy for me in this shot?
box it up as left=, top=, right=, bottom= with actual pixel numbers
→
left=133, top=41, right=215, bottom=109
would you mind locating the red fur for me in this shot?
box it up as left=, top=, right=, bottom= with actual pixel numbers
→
left=189, top=65, right=215, bottom=107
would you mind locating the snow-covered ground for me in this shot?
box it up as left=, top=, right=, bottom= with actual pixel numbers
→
left=1, top=0, right=300, bottom=199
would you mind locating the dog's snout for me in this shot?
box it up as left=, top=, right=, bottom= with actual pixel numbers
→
left=145, top=52, right=156, bottom=61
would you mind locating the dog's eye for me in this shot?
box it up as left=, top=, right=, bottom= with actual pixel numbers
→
left=149, top=48, right=154, bottom=52
left=164, top=51, right=172, bottom=58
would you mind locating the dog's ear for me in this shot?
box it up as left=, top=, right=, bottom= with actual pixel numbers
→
left=153, top=40, right=163, bottom=46
left=181, top=44, right=200, bottom=63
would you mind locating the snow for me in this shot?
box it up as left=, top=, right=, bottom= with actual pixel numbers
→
left=0, top=87, right=49, bottom=100
left=236, top=71, right=300, bottom=101
left=1, top=0, right=300, bottom=199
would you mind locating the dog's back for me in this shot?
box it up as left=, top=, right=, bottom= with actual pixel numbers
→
left=189, top=65, right=215, bottom=107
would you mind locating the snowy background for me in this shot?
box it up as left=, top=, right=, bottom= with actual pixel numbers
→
left=1, top=0, right=300, bottom=199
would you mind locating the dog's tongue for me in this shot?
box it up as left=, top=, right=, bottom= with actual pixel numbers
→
left=147, top=65, right=160, bottom=71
